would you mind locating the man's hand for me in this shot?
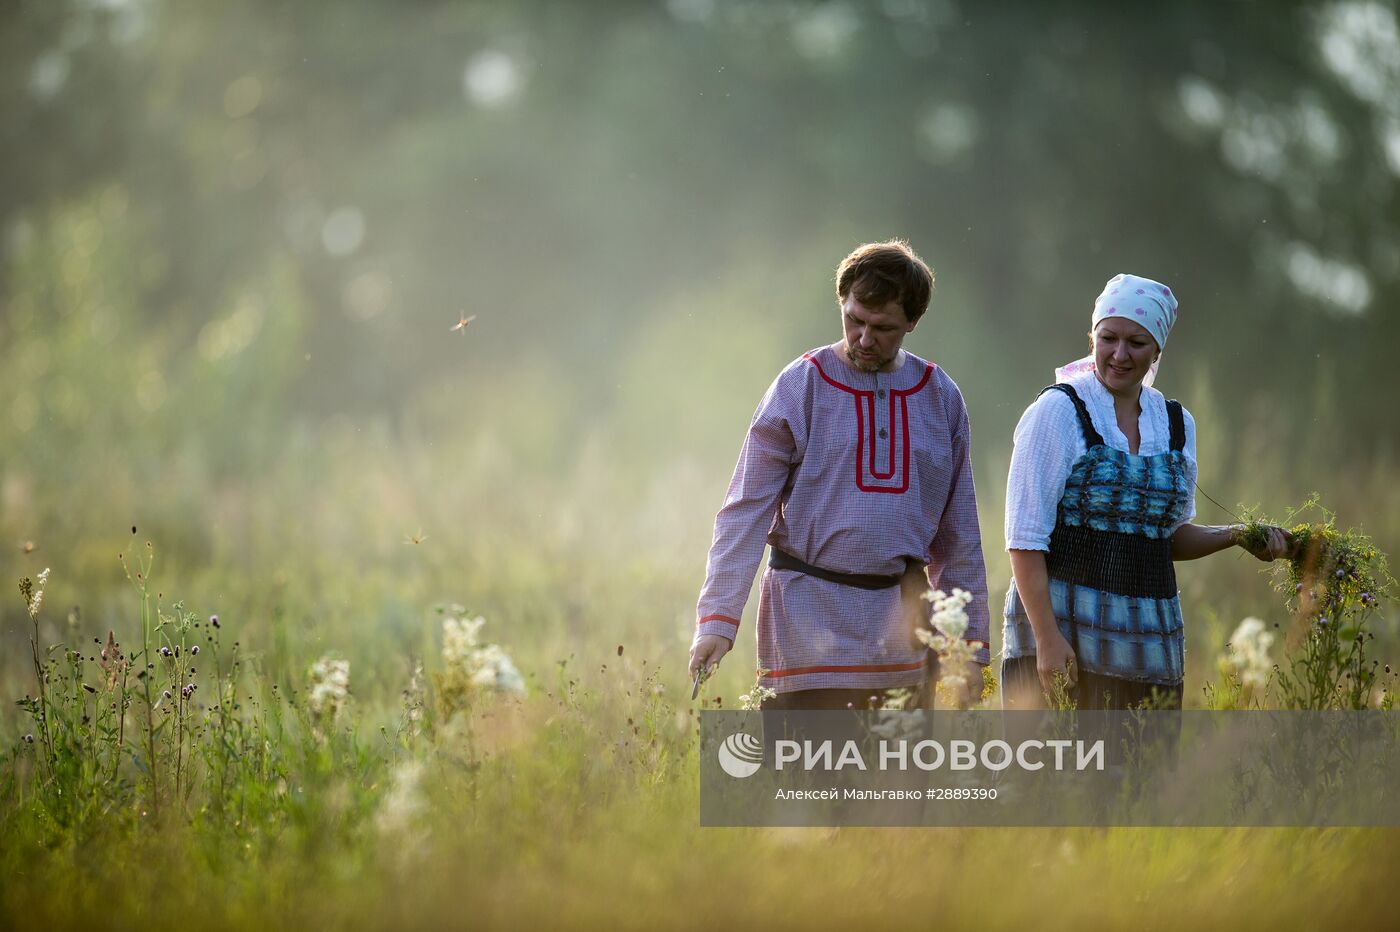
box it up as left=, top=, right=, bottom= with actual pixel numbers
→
left=689, top=634, right=732, bottom=679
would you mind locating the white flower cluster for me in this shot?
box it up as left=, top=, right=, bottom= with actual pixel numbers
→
left=1227, top=617, right=1275, bottom=689
left=923, top=587, right=972, bottom=641
left=307, top=655, right=351, bottom=722
left=442, top=613, right=525, bottom=696
left=375, top=758, right=427, bottom=837
left=739, top=685, right=777, bottom=710
left=26, top=567, right=50, bottom=619
left=917, top=588, right=978, bottom=699
left=442, top=615, right=485, bottom=669
left=738, top=664, right=778, bottom=710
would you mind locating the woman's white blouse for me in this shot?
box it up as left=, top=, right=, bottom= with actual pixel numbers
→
left=1004, top=371, right=1197, bottom=552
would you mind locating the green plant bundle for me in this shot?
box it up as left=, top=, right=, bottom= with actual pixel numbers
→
left=1239, top=495, right=1396, bottom=709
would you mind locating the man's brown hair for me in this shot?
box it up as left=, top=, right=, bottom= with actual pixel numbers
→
left=835, top=240, right=934, bottom=325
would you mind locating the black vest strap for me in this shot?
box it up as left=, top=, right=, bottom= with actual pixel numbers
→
left=1166, top=399, right=1185, bottom=453
left=1038, top=383, right=1104, bottom=448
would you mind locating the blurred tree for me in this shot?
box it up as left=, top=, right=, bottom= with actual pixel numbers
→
left=2, top=0, right=1397, bottom=449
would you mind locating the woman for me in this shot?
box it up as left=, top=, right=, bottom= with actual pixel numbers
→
left=1000, top=274, right=1291, bottom=710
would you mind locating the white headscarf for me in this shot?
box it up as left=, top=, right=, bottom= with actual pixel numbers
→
left=1055, top=273, right=1179, bottom=387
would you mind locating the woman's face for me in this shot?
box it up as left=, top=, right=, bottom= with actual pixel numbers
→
left=1093, top=317, right=1159, bottom=394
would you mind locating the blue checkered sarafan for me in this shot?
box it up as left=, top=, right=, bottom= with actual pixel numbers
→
left=1002, top=383, right=1194, bottom=684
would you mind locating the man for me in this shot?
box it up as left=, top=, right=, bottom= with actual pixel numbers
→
left=689, top=240, right=991, bottom=710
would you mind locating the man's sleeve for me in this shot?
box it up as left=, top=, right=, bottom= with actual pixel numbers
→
left=694, top=370, right=805, bottom=645
left=927, top=390, right=991, bottom=666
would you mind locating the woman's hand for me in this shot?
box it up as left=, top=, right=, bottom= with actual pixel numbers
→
left=1036, top=629, right=1078, bottom=695
left=1236, top=524, right=1294, bottom=563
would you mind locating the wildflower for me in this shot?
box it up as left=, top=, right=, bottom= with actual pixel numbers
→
left=21, top=568, right=50, bottom=618
left=468, top=644, right=526, bottom=695
left=160, top=646, right=172, bottom=657
left=921, top=587, right=973, bottom=641
left=400, top=661, right=425, bottom=737
left=917, top=588, right=979, bottom=702
left=442, top=615, right=486, bottom=668
left=190, top=645, right=200, bottom=655
left=375, top=759, right=428, bottom=839
left=163, top=690, right=173, bottom=700
left=739, top=666, right=778, bottom=710
left=210, top=615, right=220, bottom=628
left=22, top=734, right=33, bottom=744
left=307, top=655, right=351, bottom=725
left=1226, top=617, right=1275, bottom=689
left=440, top=612, right=526, bottom=697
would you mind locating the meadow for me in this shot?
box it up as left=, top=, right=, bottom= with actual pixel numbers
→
left=7, top=0, right=1400, bottom=919
left=4, top=317, right=1399, bottom=927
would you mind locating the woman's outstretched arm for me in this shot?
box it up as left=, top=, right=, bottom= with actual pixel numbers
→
left=1171, top=523, right=1291, bottom=562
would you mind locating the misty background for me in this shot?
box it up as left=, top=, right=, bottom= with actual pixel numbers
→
left=4, top=0, right=1398, bottom=696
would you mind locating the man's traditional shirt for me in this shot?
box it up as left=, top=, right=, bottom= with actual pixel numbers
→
left=695, top=345, right=990, bottom=693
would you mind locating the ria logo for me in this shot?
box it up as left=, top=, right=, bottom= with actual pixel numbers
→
left=718, top=732, right=764, bottom=778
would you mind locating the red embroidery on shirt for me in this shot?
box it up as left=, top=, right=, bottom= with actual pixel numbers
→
left=761, top=660, right=928, bottom=679
left=804, top=353, right=933, bottom=494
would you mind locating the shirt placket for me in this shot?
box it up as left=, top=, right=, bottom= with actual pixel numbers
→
left=873, top=372, right=891, bottom=476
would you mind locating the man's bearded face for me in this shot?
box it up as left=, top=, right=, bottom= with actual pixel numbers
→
left=841, top=294, right=915, bottom=372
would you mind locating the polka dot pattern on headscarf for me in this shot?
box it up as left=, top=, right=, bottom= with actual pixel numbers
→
left=1093, top=273, right=1177, bottom=352
left=1055, top=273, right=1179, bottom=387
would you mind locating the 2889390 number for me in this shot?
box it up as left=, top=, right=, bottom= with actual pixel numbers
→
left=926, top=787, right=997, bottom=801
